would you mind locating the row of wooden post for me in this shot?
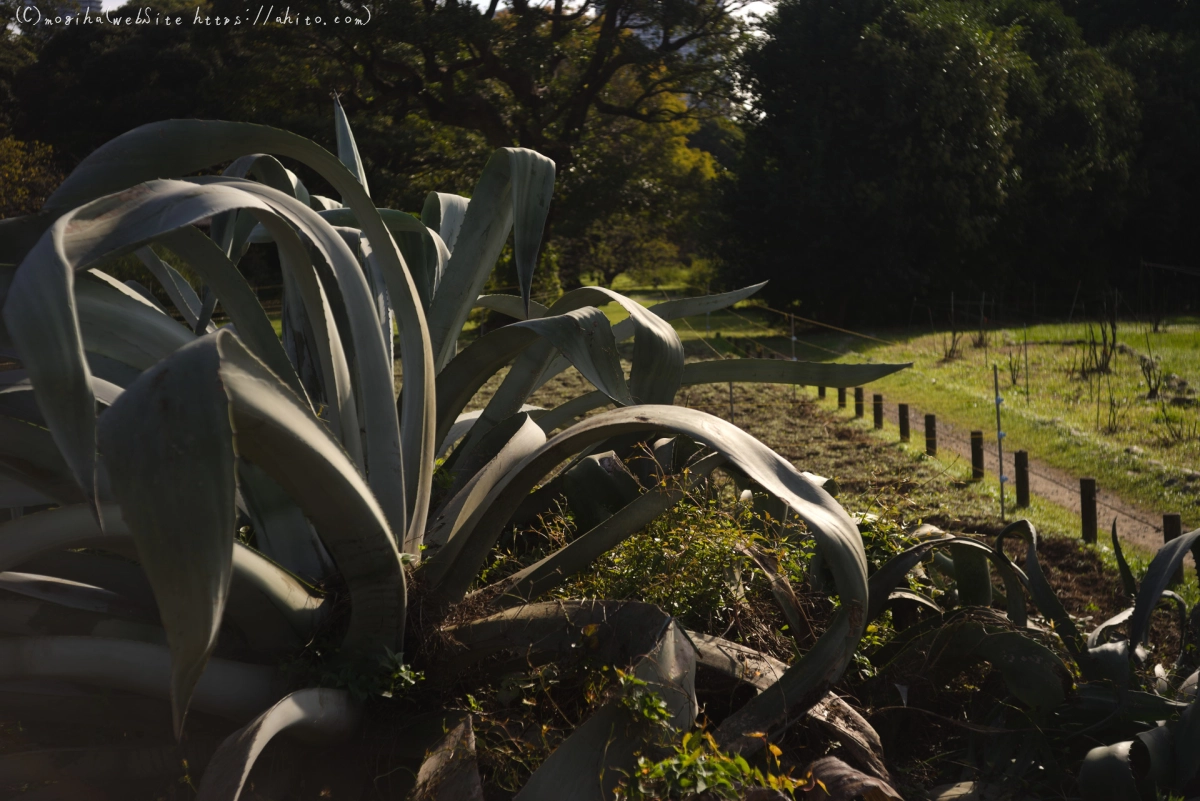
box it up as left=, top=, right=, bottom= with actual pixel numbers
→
left=819, top=386, right=1190, bottom=567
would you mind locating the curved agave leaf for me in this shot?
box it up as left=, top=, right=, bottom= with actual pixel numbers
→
left=1111, top=520, right=1139, bottom=598
left=193, top=176, right=406, bottom=527
left=421, top=191, right=470, bottom=254
left=681, top=359, right=910, bottom=388
left=237, top=462, right=332, bottom=582
left=474, top=293, right=550, bottom=320
left=533, top=360, right=912, bottom=433
left=134, top=246, right=209, bottom=331
left=97, top=332, right=238, bottom=736
left=0, top=572, right=156, bottom=625
left=484, top=452, right=727, bottom=606
left=3, top=180, right=347, bottom=507
left=0, top=505, right=323, bottom=642
left=534, top=283, right=768, bottom=391
left=102, top=331, right=403, bottom=663
left=0, top=596, right=164, bottom=644
left=0, top=636, right=280, bottom=723
left=0, top=416, right=86, bottom=506
left=459, top=306, right=636, bottom=458
left=195, top=688, right=360, bottom=801
left=154, top=226, right=305, bottom=400
left=434, top=308, right=634, bottom=451
left=421, top=405, right=866, bottom=752
left=1130, top=527, right=1200, bottom=647
left=550, top=287, right=685, bottom=404
left=16, top=550, right=155, bottom=608
left=33, top=115, right=436, bottom=554
left=1078, top=742, right=1148, bottom=800
left=426, top=149, right=555, bottom=368
left=423, top=415, right=547, bottom=584
left=995, top=520, right=1085, bottom=661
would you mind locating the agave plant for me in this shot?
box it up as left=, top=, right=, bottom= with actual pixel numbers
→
left=858, top=519, right=1200, bottom=800
left=0, top=101, right=911, bottom=798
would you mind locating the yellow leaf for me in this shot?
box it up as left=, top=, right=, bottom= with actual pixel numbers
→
left=768, top=744, right=783, bottom=758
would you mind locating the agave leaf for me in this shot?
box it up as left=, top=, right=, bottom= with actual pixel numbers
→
left=195, top=177, right=406, bottom=528
left=1174, top=697, right=1200, bottom=791
left=134, top=247, right=208, bottom=331
left=426, top=149, right=555, bottom=368
left=411, top=718, right=484, bottom=801
left=237, top=462, right=331, bottom=582
left=101, top=331, right=400, bottom=673
left=950, top=543, right=993, bottom=607
left=332, top=97, right=369, bottom=197
left=681, top=359, right=910, bottom=388
left=0, top=417, right=87, bottom=503
left=1088, top=608, right=1135, bottom=649
left=996, top=520, right=1085, bottom=660
left=486, top=452, right=726, bottom=606
left=534, top=390, right=608, bottom=433
left=806, top=756, right=904, bottom=801
left=474, top=293, right=550, bottom=320
left=16, top=550, right=155, bottom=609
left=422, top=415, right=546, bottom=587
left=0, top=475, right=53, bottom=509
left=435, top=308, right=634, bottom=454
left=208, top=331, right=404, bottom=655
left=97, top=334, right=237, bottom=737
left=1130, top=527, right=1200, bottom=647
left=1111, top=520, right=1139, bottom=598
left=154, top=226, right=305, bottom=400
left=0, top=598, right=165, bottom=649
left=195, top=688, right=360, bottom=801
left=867, top=536, right=1026, bottom=628
left=740, top=544, right=811, bottom=646
left=0, top=505, right=323, bottom=647
left=0, top=636, right=280, bottom=723
left=436, top=406, right=544, bottom=461
left=549, top=287, right=685, bottom=404
left=36, top=116, right=436, bottom=553
left=534, top=360, right=913, bottom=433
left=460, top=306, right=635, bottom=457
left=422, top=405, right=866, bottom=751
left=421, top=191, right=470, bottom=254
left=1131, top=723, right=1174, bottom=789
left=534, top=283, right=768, bottom=390
left=0, top=572, right=157, bottom=624
left=560, top=451, right=641, bottom=532
left=1078, top=742, right=1147, bottom=801
left=4, top=180, right=333, bottom=506
left=294, top=207, right=448, bottom=312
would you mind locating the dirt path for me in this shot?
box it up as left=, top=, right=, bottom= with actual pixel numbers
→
left=856, top=396, right=1183, bottom=560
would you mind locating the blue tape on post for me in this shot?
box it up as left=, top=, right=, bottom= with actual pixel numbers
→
left=998, top=431, right=1006, bottom=439
left=1000, top=476, right=1009, bottom=483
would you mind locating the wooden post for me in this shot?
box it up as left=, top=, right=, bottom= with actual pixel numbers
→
left=970, top=431, right=985, bottom=480
left=873, top=394, right=884, bottom=429
left=898, top=404, right=910, bottom=441
left=1081, top=478, right=1097, bottom=543
left=925, top=414, right=937, bottom=457
left=854, top=387, right=864, bottom=418
left=818, top=386, right=826, bottom=400
left=837, top=387, right=846, bottom=409
left=1164, top=514, right=1184, bottom=585
left=1014, top=451, right=1030, bottom=508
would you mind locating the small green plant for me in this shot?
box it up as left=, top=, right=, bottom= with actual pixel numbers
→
left=618, top=730, right=811, bottom=800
